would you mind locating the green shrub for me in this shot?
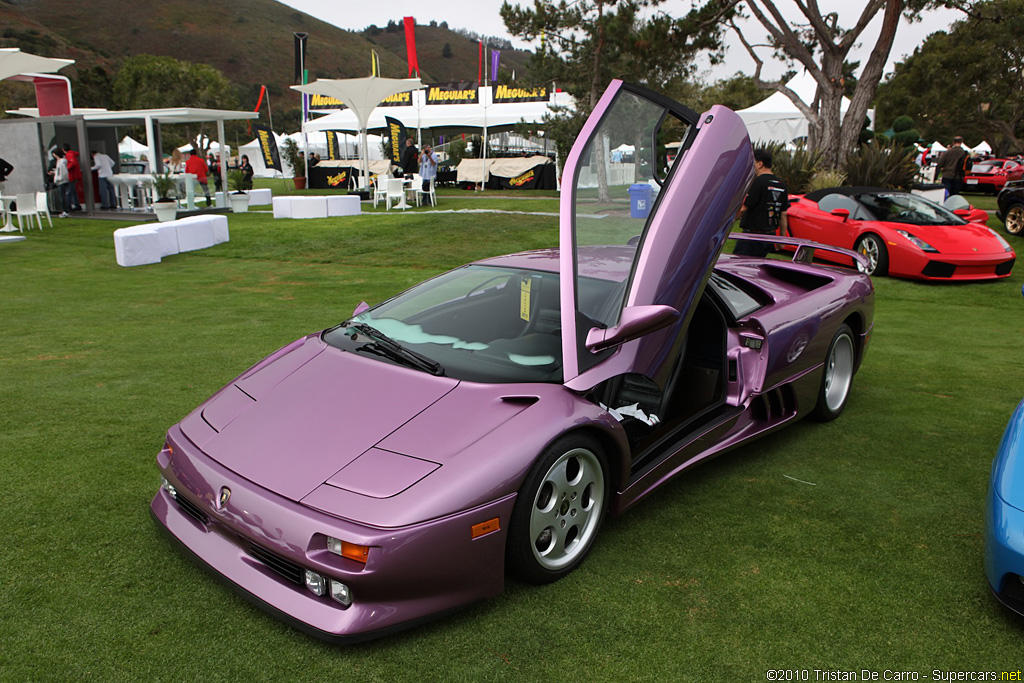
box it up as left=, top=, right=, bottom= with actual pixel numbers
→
left=806, top=169, right=848, bottom=193
left=842, top=141, right=917, bottom=189
left=892, top=115, right=915, bottom=133
left=755, top=142, right=824, bottom=194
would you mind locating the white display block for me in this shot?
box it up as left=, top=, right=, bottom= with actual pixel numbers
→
left=327, top=195, right=362, bottom=217
left=113, top=226, right=162, bottom=267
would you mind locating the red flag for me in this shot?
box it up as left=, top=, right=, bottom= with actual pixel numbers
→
left=249, top=85, right=267, bottom=135
left=478, top=41, right=483, bottom=83
left=403, top=17, right=419, bottom=77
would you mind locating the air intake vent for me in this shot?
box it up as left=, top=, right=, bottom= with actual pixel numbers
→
left=248, top=543, right=304, bottom=585
left=172, top=493, right=209, bottom=526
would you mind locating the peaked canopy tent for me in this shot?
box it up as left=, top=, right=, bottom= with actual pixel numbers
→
left=736, top=72, right=871, bottom=146
left=293, top=76, right=424, bottom=189
left=0, top=48, right=74, bottom=81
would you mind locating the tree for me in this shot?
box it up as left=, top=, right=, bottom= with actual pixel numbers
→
left=693, top=72, right=768, bottom=112
left=442, top=43, right=453, bottom=58
left=876, top=0, right=1024, bottom=154
left=112, top=55, right=239, bottom=153
left=730, top=0, right=939, bottom=167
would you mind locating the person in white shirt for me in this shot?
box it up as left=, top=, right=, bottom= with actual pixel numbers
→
left=91, top=150, right=117, bottom=209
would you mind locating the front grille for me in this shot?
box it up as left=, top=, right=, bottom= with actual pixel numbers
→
left=247, top=542, right=304, bottom=585
left=996, top=258, right=1016, bottom=276
left=172, top=492, right=209, bottom=526
left=921, top=261, right=956, bottom=278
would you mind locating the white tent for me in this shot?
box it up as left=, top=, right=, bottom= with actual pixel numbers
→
left=930, top=140, right=948, bottom=154
left=237, top=131, right=385, bottom=178
left=118, top=135, right=147, bottom=159
left=0, top=47, right=73, bottom=81
left=177, top=135, right=230, bottom=156
left=737, top=72, right=869, bottom=146
left=971, top=140, right=992, bottom=155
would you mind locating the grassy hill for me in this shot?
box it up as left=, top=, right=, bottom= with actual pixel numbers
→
left=0, top=0, right=535, bottom=119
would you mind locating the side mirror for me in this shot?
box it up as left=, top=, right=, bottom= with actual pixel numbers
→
left=953, top=208, right=970, bottom=218
left=585, top=305, right=680, bottom=353
left=352, top=301, right=370, bottom=317
left=830, top=208, right=851, bottom=221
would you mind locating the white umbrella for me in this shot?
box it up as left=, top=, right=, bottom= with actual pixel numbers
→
left=0, top=47, right=73, bottom=81
left=293, top=76, right=423, bottom=189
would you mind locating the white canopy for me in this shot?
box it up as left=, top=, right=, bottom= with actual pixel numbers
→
left=737, top=72, right=866, bottom=146
left=0, top=47, right=73, bottom=81
left=971, top=140, right=992, bottom=155
left=237, top=131, right=385, bottom=178
left=118, top=135, right=147, bottom=159
left=930, top=140, right=948, bottom=154
left=293, top=76, right=424, bottom=189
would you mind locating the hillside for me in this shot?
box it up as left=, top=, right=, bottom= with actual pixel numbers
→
left=0, top=0, right=535, bottom=117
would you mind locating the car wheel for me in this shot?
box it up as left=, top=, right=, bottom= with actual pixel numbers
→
left=812, top=324, right=856, bottom=422
left=854, top=234, right=888, bottom=276
left=507, top=434, right=609, bottom=584
left=1005, top=205, right=1024, bottom=235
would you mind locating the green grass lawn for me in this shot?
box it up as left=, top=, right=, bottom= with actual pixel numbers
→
left=1, top=191, right=1022, bottom=680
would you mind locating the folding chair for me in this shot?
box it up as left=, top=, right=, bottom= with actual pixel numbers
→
left=14, top=193, right=42, bottom=231
left=416, top=178, right=437, bottom=207
left=372, top=175, right=389, bottom=208
left=35, top=191, right=53, bottom=228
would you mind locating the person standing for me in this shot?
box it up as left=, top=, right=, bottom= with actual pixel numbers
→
left=402, top=138, right=419, bottom=177
left=62, top=143, right=83, bottom=210
left=734, top=149, right=789, bottom=258
left=239, top=154, right=254, bottom=190
left=937, top=136, right=968, bottom=199
left=0, top=156, right=13, bottom=195
left=419, top=144, right=438, bottom=193
left=185, top=148, right=210, bottom=206
left=90, top=150, right=117, bottom=209
left=53, top=148, right=71, bottom=217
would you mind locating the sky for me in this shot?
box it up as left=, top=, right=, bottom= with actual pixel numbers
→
left=278, top=0, right=963, bottom=84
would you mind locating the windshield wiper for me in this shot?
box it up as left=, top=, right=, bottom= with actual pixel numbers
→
left=345, top=322, right=445, bottom=376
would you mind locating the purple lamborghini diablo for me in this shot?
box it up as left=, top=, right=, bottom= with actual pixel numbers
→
left=151, top=80, right=874, bottom=642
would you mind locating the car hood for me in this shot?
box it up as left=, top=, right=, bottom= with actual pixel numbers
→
left=894, top=222, right=1010, bottom=255
left=993, top=398, right=1024, bottom=510
left=179, top=339, right=458, bottom=502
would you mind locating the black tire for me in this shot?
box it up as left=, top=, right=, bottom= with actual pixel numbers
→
left=854, top=233, right=889, bottom=276
left=812, top=324, right=856, bottom=422
left=506, top=434, right=609, bottom=584
left=1005, top=205, right=1024, bottom=235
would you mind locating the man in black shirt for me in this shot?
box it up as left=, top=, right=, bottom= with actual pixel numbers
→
left=734, top=149, right=789, bottom=258
left=401, top=138, right=419, bottom=177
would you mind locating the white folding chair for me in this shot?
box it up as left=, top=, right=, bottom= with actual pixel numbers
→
left=35, top=191, right=53, bottom=228
left=14, top=193, right=41, bottom=231
left=385, top=178, right=407, bottom=210
left=416, top=178, right=437, bottom=207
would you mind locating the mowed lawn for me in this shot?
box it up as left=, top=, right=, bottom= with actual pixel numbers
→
left=1, top=191, right=1022, bottom=681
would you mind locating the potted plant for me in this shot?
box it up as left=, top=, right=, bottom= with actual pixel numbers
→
left=151, top=171, right=178, bottom=222
left=281, top=137, right=306, bottom=190
left=227, top=169, right=250, bottom=213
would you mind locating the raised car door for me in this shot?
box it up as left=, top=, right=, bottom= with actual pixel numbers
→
left=559, top=80, right=754, bottom=391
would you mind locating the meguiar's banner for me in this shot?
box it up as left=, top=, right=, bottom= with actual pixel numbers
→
left=385, top=117, right=407, bottom=165
left=425, top=82, right=478, bottom=105
left=254, top=125, right=281, bottom=172
left=493, top=84, right=549, bottom=103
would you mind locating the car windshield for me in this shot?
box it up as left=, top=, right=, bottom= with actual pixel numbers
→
left=854, top=192, right=966, bottom=226
left=323, top=265, right=619, bottom=384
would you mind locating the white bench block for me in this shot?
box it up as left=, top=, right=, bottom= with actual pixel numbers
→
left=114, top=226, right=162, bottom=267
left=273, top=196, right=328, bottom=219
left=152, top=223, right=180, bottom=257
left=175, top=217, right=217, bottom=252
left=248, top=188, right=272, bottom=205
left=327, top=195, right=362, bottom=217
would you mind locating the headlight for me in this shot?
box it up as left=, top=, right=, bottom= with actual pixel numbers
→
left=895, top=229, right=938, bottom=252
left=988, top=228, right=1014, bottom=253
left=160, top=476, right=176, bottom=498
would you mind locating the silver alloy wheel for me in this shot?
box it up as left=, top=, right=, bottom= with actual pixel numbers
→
left=858, top=236, right=880, bottom=274
left=1006, top=206, right=1024, bottom=235
left=824, top=332, right=855, bottom=412
left=529, top=447, right=605, bottom=571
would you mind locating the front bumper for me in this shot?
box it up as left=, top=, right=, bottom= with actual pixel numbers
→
left=985, top=484, right=1024, bottom=617
left=151, top=425, right=515, bottom=642
left=892, top=247, right=1015, bottom=281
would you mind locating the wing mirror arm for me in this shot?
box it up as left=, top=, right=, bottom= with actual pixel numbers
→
left=352, top=301, right=370, bottom=317
left=585, top=305, right=680, bottom=353
left=830, top=208, right=851, bottom=222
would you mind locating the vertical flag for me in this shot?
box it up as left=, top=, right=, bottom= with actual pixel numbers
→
left=248, top=85, right=267, bottom=135
left=385, top=117, right=407, bottom=165
left=403, top=17, right=419, bottom=77
left=326, top=131, right=340, bottom=160
left=371, top=50, right=380, bottom=77
left=254, top=125, right=281, bottom=172
left=478, top=41, right=483, bottom=83
left=491, top=50, right=501, bottom=83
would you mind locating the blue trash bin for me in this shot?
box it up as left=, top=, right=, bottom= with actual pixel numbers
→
left=628, top=183, right=653, bottom=219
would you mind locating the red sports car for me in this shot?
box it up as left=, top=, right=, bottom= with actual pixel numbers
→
left=785, top=186, right=1015, bottom=281
left=963, top=158, right=1024, bottom=194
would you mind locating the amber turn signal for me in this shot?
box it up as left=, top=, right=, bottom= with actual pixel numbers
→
left=471, top=518, right=500, bottom=539
left=327, top=537, right=369, bottom=564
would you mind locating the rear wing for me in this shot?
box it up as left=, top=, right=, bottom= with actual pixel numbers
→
left=727, top=233, right=871, bottom=271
